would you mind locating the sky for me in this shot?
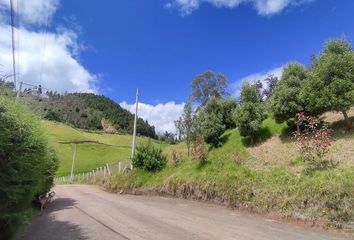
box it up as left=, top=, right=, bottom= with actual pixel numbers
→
left=0, top=0, right=354, bottom=133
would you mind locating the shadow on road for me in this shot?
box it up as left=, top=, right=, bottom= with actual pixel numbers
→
left=21, top=198, right=87, bottom=240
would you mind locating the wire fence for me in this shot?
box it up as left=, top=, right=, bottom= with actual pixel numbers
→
left=55, top=160, right=133, bottom=184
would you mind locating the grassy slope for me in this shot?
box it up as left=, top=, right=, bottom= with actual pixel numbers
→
left=42, top=120, right=167, bottom=176
left=103, top=117, right=354, bottom=229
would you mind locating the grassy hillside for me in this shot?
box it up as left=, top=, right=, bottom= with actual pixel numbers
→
left=102, top=114, right=354, bottom=230
left=42, top=121, right=167, bottom=176
left=22, top=92, right=157, bottom=138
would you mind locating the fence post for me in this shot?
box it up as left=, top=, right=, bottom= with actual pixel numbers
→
left=106, top=163, right=111, bottom=176
left=118, top=162, right=121, bottom=173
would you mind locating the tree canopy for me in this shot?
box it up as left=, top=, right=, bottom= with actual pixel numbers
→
left=190, top=70, right=228, bottom=106
left=233, top=83, right=265, bottom=144
left=301, top=39, right=354, bottom=129
left=268, top=62, right=308, bottom=123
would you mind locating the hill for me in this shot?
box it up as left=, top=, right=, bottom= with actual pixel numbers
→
left=42, top=120, right=167, bottom=176
left=102, top=112, right=354, bottom=230
left=22, top=92, right=157, bottom=138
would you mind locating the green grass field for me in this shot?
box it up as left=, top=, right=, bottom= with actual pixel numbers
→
left=42, top=121, right=168, bottom=176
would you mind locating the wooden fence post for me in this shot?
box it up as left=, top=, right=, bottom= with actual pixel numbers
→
left=106, top=163, right=111, bottom=176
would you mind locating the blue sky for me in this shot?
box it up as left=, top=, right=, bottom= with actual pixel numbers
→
left=0, top=0, right=354, bottom=132
left=53, top=0, right=354, bottom=103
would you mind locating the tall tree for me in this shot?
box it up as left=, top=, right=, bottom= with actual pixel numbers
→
left=190, top=70, right=228, bottom=106
left=268, top=62, right=308, bottom=124
left=301, top=39, right=354, bottom=129
left=233, top=83, right=265, bottom=144
left=262, top=75, right=279, bottom=100
left=174, top=103, right=197, bottom=155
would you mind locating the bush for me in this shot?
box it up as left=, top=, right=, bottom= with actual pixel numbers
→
left=191, top=135, right=208, bottom=165
left=197, top=109, right=225, bottom=147
left=293, top=113, right=333, bottom=170
left=132, top=143, right=167, bottom=172
left=0, top=97, right=59, bottom=238
left=171, top=150, right=182, bottom=166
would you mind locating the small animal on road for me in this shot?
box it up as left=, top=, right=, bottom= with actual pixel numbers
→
left=38, top=191, right=56, bottom=211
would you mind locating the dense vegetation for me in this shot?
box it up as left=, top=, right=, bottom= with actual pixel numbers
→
left=0, top=96, right=59, bottom=238
left=22, top=92, right=157, bottom=138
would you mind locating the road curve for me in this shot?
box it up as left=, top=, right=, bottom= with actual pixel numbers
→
left=22, top=184, right=348, bottom=240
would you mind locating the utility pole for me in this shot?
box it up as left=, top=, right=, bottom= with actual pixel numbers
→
left=70, top=144, right=77, bottom=181
left=16, top=81, right=22, bottom=102
left=131, top=88, right=139, bottom=161
left=9, top=0, right=17, bottom=91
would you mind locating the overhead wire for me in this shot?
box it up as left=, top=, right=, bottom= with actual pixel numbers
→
left=16, top=0, right=20, bottom=84
left=9, top=0, right=16, bottom=90
left=39, top=1, right=51, bottom=85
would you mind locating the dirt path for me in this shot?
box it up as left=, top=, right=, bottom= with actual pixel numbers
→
left=21, top=184, right=349, bottom=240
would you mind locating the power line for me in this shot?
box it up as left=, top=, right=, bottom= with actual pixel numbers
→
left=39, top=1, right=51, bottom=84
left=16, top=0, right=20, bottom=83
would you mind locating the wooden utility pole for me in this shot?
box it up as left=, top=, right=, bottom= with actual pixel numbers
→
left=70, top=144, right=77, bottom=181
left=131, top=88, right=139, bottom=161
left=16, top=81, right=22, bottom=102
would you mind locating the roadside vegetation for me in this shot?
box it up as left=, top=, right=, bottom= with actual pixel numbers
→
left=0, top=94, right=59, bottom=239
left=102, top=38, right=354, bottom=230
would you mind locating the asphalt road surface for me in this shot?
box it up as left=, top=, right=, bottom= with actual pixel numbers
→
left=22, top=184, right=349, bottom=240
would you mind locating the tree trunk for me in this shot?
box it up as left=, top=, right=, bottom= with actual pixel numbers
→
left=187, top=142, right=190, bottom=156
left=342, top=111, right=352, bottom=130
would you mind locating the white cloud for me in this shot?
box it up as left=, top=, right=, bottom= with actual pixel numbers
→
left=120, top=101, right=185, bottom=133
left=0, top=0, right=98, bottom=93
left=167, top=0, right=314, bottom=16
left=0, top=0, right=59, bottom=26
left=231, top=66, right=283, bottom=97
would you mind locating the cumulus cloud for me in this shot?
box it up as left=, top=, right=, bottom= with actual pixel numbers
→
left=0, top=0, right=98, bottom=93
left=0, top=0, right=59, bottom=26
left=231, top=66, right=283, bottom=97
left=166, top=0, right=314, bottom=16
left=120, top=101, right=185, bottom=133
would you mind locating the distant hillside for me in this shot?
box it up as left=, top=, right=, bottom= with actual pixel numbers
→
left=41, top=120, right=167, bottom=176
left=22, top=92, right=157, bottom=138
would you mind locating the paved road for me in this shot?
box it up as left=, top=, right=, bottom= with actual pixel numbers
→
left=22, top=184, right=348, bottom=240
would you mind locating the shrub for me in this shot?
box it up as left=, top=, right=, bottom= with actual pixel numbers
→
left=191, top=135, right=208, bottom=165
left=133, top=143, right=167, bottom=172
left=171, top=150, right=182, bottom=166
left=197, top=109, right=225, bottom=147
left=293, top=112, right=333, bottom=170
left=0, top=97, right=59, bottom=238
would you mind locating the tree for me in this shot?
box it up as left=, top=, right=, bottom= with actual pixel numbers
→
left=197, top=108, right=225, bottom=147
left=233, top=83, right=265, bottom=144
left=268, top=62, right=308, bottom=124
left=174, top=103, right=197, bottom=155
left=220, top=98, right=238, bottom=129
left=202, top=97, right=238, bottom=129
left=262, top=75, right=279, bottom=100
left=190, top=70, right=228, bottom=106
left=301, top=39, right=354, bottom=129
left=253, top=79, right=264, bottom=101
